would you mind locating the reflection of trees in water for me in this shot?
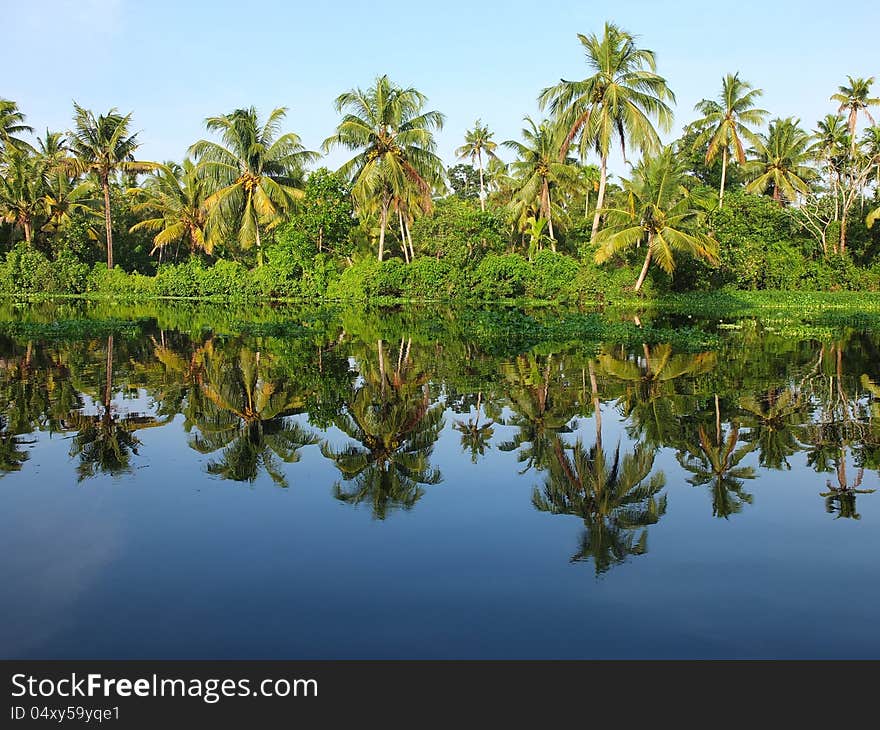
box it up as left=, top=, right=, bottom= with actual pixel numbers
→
left=533, top=439, right=666, bottom=575
left=498, top=354, right=578, bottom=473
left=453, top=391, right=496, bottom=464
left=187, top=343, right=317, bottom=487
left=322, top=339, right=443, bottom=519
left=0, top=415, right=31, bottom=476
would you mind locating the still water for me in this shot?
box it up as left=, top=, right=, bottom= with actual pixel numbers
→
left=1, top=302, right=878, bottom=658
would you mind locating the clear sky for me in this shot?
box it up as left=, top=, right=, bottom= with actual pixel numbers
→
left=6, top=0, right=879, bottom=178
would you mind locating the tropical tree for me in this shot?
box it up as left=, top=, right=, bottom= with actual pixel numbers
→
left=503, top=117, right=579, bottom=244
left=129, top=160, right=210, bottom=256
left=455, top=120, right=498, bottom=211
left=323, top=75, right=446, bottom=261
left=690, top=73, right=767, bottom=207
left=67, top=103, right=155, bottom=268
left=189, top=107, right=315, bottom=265
left=813, top=114, right=850, bottom=221
left=42, top=171, right=95, bottom=236
left=594, top=146, right=718, bottom=291
left=453, top=391, right=495, bottom=463
left=0, top=99, right=33, bottom=154
left=538, top=22, right=675, bottom=242
left=533, top=439, right=666, bottom=575
left=0, top=151, right=46, bottom=243
left=830, top=76, right=879, bottom=154
left=743, top=117, right=816, bottom=205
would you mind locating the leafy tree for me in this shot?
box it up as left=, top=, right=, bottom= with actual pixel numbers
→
left=455, top=120, right=499, bottom=210
left=67, top=103, right=155, bottom=268
left=595, top=146, right=718, bottom=291
left=690, top=73, right=767, bottom=207
left=190, top=107, right=316, bottom=266
left=447, top=163, right=481, bottom=200
left=539, top=21, right=675, bottom=241
left=0, top=151, right=46, bottom=243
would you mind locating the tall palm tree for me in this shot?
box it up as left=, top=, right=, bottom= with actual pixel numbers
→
left=323, top=75, right=446, bottom=261
left=533, top=439, right=666, bottom=575
left=129, top=160, right=210, bottom=257
left=743, top=117, right=816, bottom=205
left=594, top=146, right=718, bottom=291
left=0, top=151, right=46, bottom=243
left=455, top=120, right=498, bottom=211
left=691, top=73, right=767, bottom=207
left=830, top=76, right=879, bottom=154
left=190, top=107, right=315, bottom=266
left=67, top=103, right=155, bottom=268
left=814, top=114, right=851, bottom=223
left=538, top=22, right=675, bottom=242
left=503, top=117, right=579, bottom=244
left=0, top=99, right=33, bottom=154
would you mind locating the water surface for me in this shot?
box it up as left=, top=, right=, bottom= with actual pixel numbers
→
left=1, top=302, right=878, bottom=658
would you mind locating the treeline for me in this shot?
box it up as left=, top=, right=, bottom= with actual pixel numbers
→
left=1, top=20, right=879, bottom=300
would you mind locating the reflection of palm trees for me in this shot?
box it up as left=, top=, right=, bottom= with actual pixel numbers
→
left=498, top=354, right=576, bottom=472
left=738, top=388, right=807, bottom=470
left=322, top=339, right=443, bottom=519
left=678, top=406, right=755, bottom=519
left=453, top=391, right=495, bottom=463
left=598, top=344, right=716, bottom=445
left=188, top=343, right=317, bottom=487
left=533, top=439, right=666, bottom=575
left=66, top=336, right=166, bottom=482
left=0, top=415, right=31, bottom=476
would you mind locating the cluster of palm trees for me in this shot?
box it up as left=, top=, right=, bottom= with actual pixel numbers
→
left=2, top=19, right=880, bottom=288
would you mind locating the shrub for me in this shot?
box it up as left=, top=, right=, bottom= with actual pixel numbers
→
left=470, top=254, right=531, bottom=299
left=527, top=250, right=580, bottom=301
left=405, top=257, right=459, bottom=299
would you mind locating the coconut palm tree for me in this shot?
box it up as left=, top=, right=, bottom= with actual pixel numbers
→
left=503, top=117, right=579, bottom=244
left=129, top=160, right=210, bottom=257
left=814, top=114, right=851, bottom=222
left=0, top=151, right=48, bottom=244
left=691, top=73, right=767, bottom=207
left=0, top=99, right=33, bottom=154
left=538, top=22, right=675, bottom=242
left=594, top=146, right=718, bottom=291
left=455, top=120, right=499, bottom=211
left=830, top=76, right=879, bottom=154
left=67, top=103, right=155, bottom=268
left=323, top=75, right=445, bottom=261
left=189, top=107, right=314, bottom=266
left=41, top=171, right=95, bottom=236
left=533, top=439, right=666, bottom=575
left=743, top=117, right=816, bottom=205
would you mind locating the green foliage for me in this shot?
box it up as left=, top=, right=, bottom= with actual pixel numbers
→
left=526, top=250, right=580, bottom=300
left=470, top=253, right=531, bottom=299
left=410, top=198, right=507, bottom=267
left=447, top=164, right=481, bottom=200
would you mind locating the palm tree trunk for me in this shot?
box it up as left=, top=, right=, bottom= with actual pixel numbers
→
left=378, top=199, right=389, bottom=262
left=544, top=180, right=556, bottom=249
left=23, top=218, right=32, bottom=244
left=840, top=202, right=848, bottom=255
left=406, top=217, right=415, bottom=261
left=102, top=178, right=113, bottom=269
left=398, top=207, right=409, bottom=263
left=589, top=360, right=602, bottom=450
left=584, top=188, right=590, bottom=219
left=719, top=147, right=728, bottom=209
left=255, top=225, right=263, bottom=267
left=634, top=241, right=653, bottom=292
left=590, top=154, right=608, bottom=242
left=105, top=335, right=114, bottom=410
left=715, top=393, right=721, bottom=446
left=477, top=149, right=485, bottom=212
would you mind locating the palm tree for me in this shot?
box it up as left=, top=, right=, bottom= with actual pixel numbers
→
left=323, top=75, right=446, bottom=261
left=190, top=107, right=315, bottom=266
left=743, top=117, right=816, bottom=205
left=814, top=114, right=850, bottom=222
left=533, top=439, right=666, bottom=575
left=594, top=146, right=718, bottom=291
left=830, top=76, right=879, bottom=154
left=0, top=99, right=33, bottom=154
left=453, top=392, right=495, bottom=463
left=503, top=117, right=579, bottom=245
left=41, top=171, right=95, bottom=236
left=455, top=120, right=499, bottom=211
left=129, top=160, right=210, bottom=257
left=538, top=22, right=675, bottom=242
left=691, top=73, right=767, bottom=207
left=67, top=103, right=155, bottom=268
left=0, top=151, right=46, bottom=243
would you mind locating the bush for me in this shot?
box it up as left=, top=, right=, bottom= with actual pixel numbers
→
left=405, top=257, right=459, bottom=299
left=527, top=250, right=580, bottom=301
left=410, top=198, right=508, bottom=267
left=470, top=254, right=531, bottom=299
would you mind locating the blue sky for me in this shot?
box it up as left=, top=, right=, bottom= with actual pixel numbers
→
left=6, top=0, right=879, bottom=178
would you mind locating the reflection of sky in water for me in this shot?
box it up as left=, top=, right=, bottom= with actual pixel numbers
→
left=0, top=331, right=878, bottom=659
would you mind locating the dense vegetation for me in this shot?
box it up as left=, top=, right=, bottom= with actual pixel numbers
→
left=1, top=21, right=879, bottom=302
